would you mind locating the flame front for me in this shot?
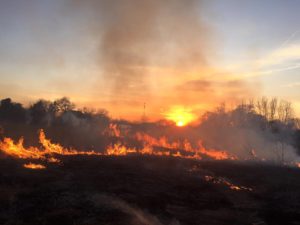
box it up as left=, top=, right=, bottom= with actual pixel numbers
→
left=0, top=128, right=234, bottom=169
left=0, top=137, right=43, bottom=159
left=0, top=129, right=102, bottom=168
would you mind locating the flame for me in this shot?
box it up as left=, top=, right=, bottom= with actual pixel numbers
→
left=1, top=124, right=298, bottom=172
left=0, top=129, right=234, bottom=169
left=106, top=143, right=136, bottom=155
left=0, top=130, right=102, bottom=164
left=23, top=163, right=46, bottom=169
left=106, top=123, right=121, bottom=137
left=204, top=175, right=253, bottom=191
left=135, top=132, right=233, bottom=160
left=0, top=137, right=43, bottom=159
left=197, top=140, right=232, bottom=160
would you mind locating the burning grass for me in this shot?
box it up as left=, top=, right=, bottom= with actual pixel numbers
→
left=0, top=127, right=234, bottom=169
left=23, top=162, right=46, bottom=169
left=204, top=175, right=253, bottom=191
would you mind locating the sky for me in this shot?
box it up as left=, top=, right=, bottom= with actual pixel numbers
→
left=0, top=0, right=300, bottom=120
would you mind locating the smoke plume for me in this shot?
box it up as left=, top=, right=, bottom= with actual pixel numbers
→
left=69, top=0, right=212, bottom=96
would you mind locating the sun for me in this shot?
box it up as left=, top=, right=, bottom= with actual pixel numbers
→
left=164, top=106, right=196, bottom=127
left=176, top=120, right=185, bottom=127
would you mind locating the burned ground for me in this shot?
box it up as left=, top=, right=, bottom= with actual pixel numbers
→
left=0, top=156, right=300, bottom=225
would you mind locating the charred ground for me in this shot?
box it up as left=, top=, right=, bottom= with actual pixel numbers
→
left=0, top=156, right=300, bottom=225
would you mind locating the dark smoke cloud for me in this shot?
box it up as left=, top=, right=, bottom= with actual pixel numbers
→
left=68, top=0, right=212, bottom=96
left=177, top=79, right=254, bottom=94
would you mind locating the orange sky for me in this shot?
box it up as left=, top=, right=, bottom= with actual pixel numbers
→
left=0, top=0, right=300, bottom=121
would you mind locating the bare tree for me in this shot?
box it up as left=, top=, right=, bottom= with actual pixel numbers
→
left=269, top=98, right=278, bottom=121
left=50, top=97, right=75, bottom=116
left=278, top=100, right=293, bottom=124
left=254, top=97, right=293, bottom=124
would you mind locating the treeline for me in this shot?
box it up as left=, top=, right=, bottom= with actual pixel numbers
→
left=241, top=97, right=295, bottom=124
left=0, top=97, right=111, bottom=149
left=198, top=99, right=300, bottom=162
left=0, top=97, right=110, bottom=125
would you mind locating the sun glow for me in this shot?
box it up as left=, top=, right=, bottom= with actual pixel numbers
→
left=164, top=106, right=196, bottom=126
left=176, top=121, right=185, bottom=127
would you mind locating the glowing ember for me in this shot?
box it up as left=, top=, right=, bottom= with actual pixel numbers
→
left=204, top=175, right=253, bottom=191
left=23, top=163, right=46, bottom=169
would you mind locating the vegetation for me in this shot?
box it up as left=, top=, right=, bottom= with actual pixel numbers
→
left=0, top=97, right=299, bottom=161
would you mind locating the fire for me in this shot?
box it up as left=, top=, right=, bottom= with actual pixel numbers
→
left=164, top=106, right=196, bottom=126
left=0, top=137, right=43, bottom=159
left=135, top=132, right=233, bottom=160
left=0, top=130, right=102, bottom=164
left=204, top=175, right=253, bottom=191
left=107, top=123, right=121, bottom=137
left=197, top=140, right=231, bottom=160
left=23, top=163, right=46, bottom=169
left=106, top=143, right=136, bottom=155
left=0, top=128, right=235, bottom=169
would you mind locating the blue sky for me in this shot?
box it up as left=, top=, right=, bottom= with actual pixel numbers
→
left=0, top=0, right=300, bottom=118
left=211, top=0, right=300, bottom=112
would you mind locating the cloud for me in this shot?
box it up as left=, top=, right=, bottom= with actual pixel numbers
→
left=177, top=80, right=212, bottom=92
left=257, top=44, right=300, bottom=67
left=221, top=42, right=300, bottom=80
left=282, top=82, right=300, bottom=88
left=177, top=79, right=256, bottom=97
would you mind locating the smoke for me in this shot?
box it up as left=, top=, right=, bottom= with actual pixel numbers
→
left=196, top=104, right=300, bottom=163
left=91, top=194, right=179, bottom=225
left=0, top=0, right=259, bottom=116
left=68, top=0, right=212, bottom=97
left=66, top=0, right=259, bottom=115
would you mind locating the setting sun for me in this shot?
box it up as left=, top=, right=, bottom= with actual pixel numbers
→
left=164, top=106, right=196, bottom=127
left=176, top=121, right=185, bottom=127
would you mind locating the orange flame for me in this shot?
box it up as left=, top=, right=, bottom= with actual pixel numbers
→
left=0, top=137, right=44, bottom=159
left=135, top=132, right=233, bottom=160
left=204, top=175, right=253, bottom=191
left=0, top=130, right=102, bottom=164
left=0, top=129, right=234, bottom=169
left=106, top=123, right=121, bottom=137
left=23, top=163, right=46, bottom=169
